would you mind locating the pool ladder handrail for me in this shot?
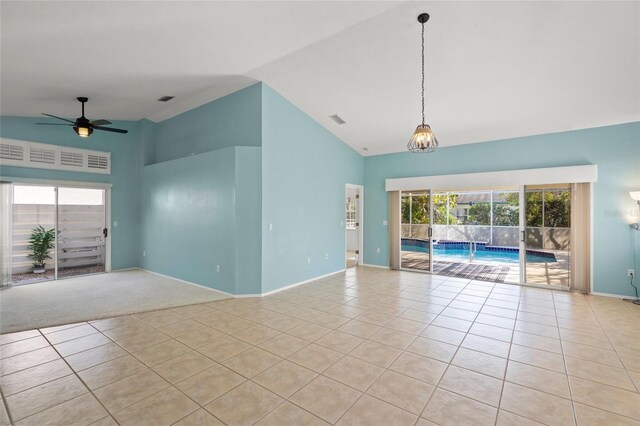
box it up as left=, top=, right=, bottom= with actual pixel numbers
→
left=469, top=236, right=477, bottom=262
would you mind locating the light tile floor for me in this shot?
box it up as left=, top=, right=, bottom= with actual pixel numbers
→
left=1, top=266, right=640, bottom=425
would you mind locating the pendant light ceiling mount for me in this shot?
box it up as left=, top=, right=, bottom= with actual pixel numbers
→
left=407, top=12, right=439, bottom=154
left=417, top=13, right=430, bottom=24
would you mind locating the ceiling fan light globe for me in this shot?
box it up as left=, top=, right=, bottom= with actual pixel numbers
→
left=74, top=125, right=92, bottom=138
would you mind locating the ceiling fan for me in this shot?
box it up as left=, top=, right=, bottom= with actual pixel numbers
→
left=37, top=97, right=128, bottom=138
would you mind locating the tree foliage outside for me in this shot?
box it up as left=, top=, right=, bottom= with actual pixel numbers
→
left=467, top=202, right=491, bottom=225
left=433, top=193, right=458, bottom=225
left=401, top=190, right=569, bottom=228
left=492, top=204, right=520, bottom=226
left=402, top=193, right=458, bottom=225
left=525, top=190, right=571, bottom=227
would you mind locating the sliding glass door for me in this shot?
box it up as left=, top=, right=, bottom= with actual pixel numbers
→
left=11, top=185, right=57, bottom=284
left=57, top=187, right=107, bottom=279
left=397, top=185, right=572, bottom=287
left=400, top=190, right=432, bottom=271
left=429, top=189, right=521, bottom=284
left=6, top=183, right=108, bottom=285
left=523, top=185, right=571, bottom=286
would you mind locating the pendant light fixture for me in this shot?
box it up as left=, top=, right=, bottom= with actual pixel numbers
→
left=408, top=13, right=439, bottom=153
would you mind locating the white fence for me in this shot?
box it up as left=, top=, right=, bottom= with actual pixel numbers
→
left=12, top=204, right=105, bottom=273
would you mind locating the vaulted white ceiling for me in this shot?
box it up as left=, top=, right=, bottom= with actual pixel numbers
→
left=2, top=1, right=639, bottom=155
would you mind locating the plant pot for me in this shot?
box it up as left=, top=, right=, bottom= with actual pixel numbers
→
left=33, top=265, right=45, bottom=274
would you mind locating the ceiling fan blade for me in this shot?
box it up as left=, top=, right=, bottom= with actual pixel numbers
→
left=41, top=113, right=75, bottom=123
left=91, top=119, right=112, bottom=126
left=93, top=125, right=128, bottom=134
left=35, top=123, right=73, bottom=126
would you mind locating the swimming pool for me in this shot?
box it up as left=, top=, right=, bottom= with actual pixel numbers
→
left=401, top=239, right=557, bottom=264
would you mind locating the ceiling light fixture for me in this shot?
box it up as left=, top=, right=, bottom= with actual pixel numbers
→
left=73, top=97, right=93, bottom=138
left=408, top=13, right=439, bottom=153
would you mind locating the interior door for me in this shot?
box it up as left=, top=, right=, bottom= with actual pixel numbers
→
left=400, top=190, right=432, bottom=271
left=56, top=187, right=107, bottom=278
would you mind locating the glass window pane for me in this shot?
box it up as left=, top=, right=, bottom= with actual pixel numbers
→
left=492, top=191, right=519, bottom=226
left=543, top=189, right=571, bottom=227
left=525, top=191, right=543, bottom=227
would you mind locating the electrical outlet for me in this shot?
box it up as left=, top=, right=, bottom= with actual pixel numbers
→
left=377, top=248, right=381, bottom=253
left=307, top=257, right=311, bottom=264
left=143, top=250, right=146, bottom=257
left=217, top=265, right=220, bottom=272
left=325, top=252, right=329, bottom=260
left=629, top=269, right=635, bottom=277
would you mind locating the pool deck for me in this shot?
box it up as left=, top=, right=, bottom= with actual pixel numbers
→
left=401, top=250, right=570, bottom=286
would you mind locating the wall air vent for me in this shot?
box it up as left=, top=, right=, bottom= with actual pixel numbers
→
left=0, top=143, right=24, bottom=161
left=329, top=114, right=346, bottom=125
left=157, top=96, right=175, bottom=102
left=60, top=151, right=84, bottom=167
left=29, top=147, right=56, bottom=164
left=0, top=138, right=110, bottom=175
left=87, top=154, right=109, bottom=170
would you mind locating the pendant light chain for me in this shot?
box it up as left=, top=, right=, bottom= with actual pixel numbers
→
left=408, top=12, right=439, bottom=153
left=421, top=21, right=425, bottom=126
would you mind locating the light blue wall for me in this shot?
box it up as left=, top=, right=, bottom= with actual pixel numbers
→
left=139, top=146, right=262, bottom=294
left=151, top=84, right=262, bottom=164
left=261, top=84, right=364, bottom=293
left=363, top=122, right=640, bottom=296
left=0, top=116, right=140, bottom=270
left=235, top=147, right=263, bottom=294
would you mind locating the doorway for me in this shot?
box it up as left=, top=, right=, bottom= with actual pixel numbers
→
left=2, top=183, right=110, bottom=285
left=345, top=184, right=363, bottom=268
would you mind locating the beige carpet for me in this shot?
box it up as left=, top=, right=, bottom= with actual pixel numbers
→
left=0, top=269, right=229, bottom=334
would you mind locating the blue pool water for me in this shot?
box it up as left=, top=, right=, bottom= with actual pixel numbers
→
left=401, top=243, right=556, bottom=264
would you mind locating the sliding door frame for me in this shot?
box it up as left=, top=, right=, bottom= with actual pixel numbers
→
left=3, top=177, right=112, bottom=284
left=397, top=184, right=576, bottom=290
left=399, top=189, right=433, bottom=273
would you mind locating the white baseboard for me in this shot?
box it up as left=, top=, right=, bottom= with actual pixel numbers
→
left=590, top=291, right=638, bottom=300
left=138, top=268, right=235, bottom=298
left=138, top=268, right=345, bottom=298
left=362, top=263, right=389, bottom=269
left=258, top=269, right=346, bottom=297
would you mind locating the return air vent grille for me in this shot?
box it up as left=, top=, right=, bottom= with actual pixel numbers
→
left=0, top=143, right=24, bottom=161
left=0, top=138, right=110, bottom=175
left=29, top=147, right=56, bottom=164
left=60, top=151, right=83, bottom=167
left=87, top=154, right=109, bottom=170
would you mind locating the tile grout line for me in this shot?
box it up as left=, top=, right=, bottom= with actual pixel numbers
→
left=0, top=384, right=14, bottom=426
left=583, top=295, right=640, bottom=394
left=36, top=324, right=121, bottom=426
left=553, top=291, right=580, bottom=426
left=414, top=278, right=492, bottom=425
left=493, top=283, right=525, bottom=426
left=3, top=269, right=639, bottom=424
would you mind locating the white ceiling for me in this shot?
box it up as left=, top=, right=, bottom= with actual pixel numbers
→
left=2, top=1, right=639, bottom=155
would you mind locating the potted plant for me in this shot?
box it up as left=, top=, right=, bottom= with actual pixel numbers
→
left=28, top=225, right=55, bottom=273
